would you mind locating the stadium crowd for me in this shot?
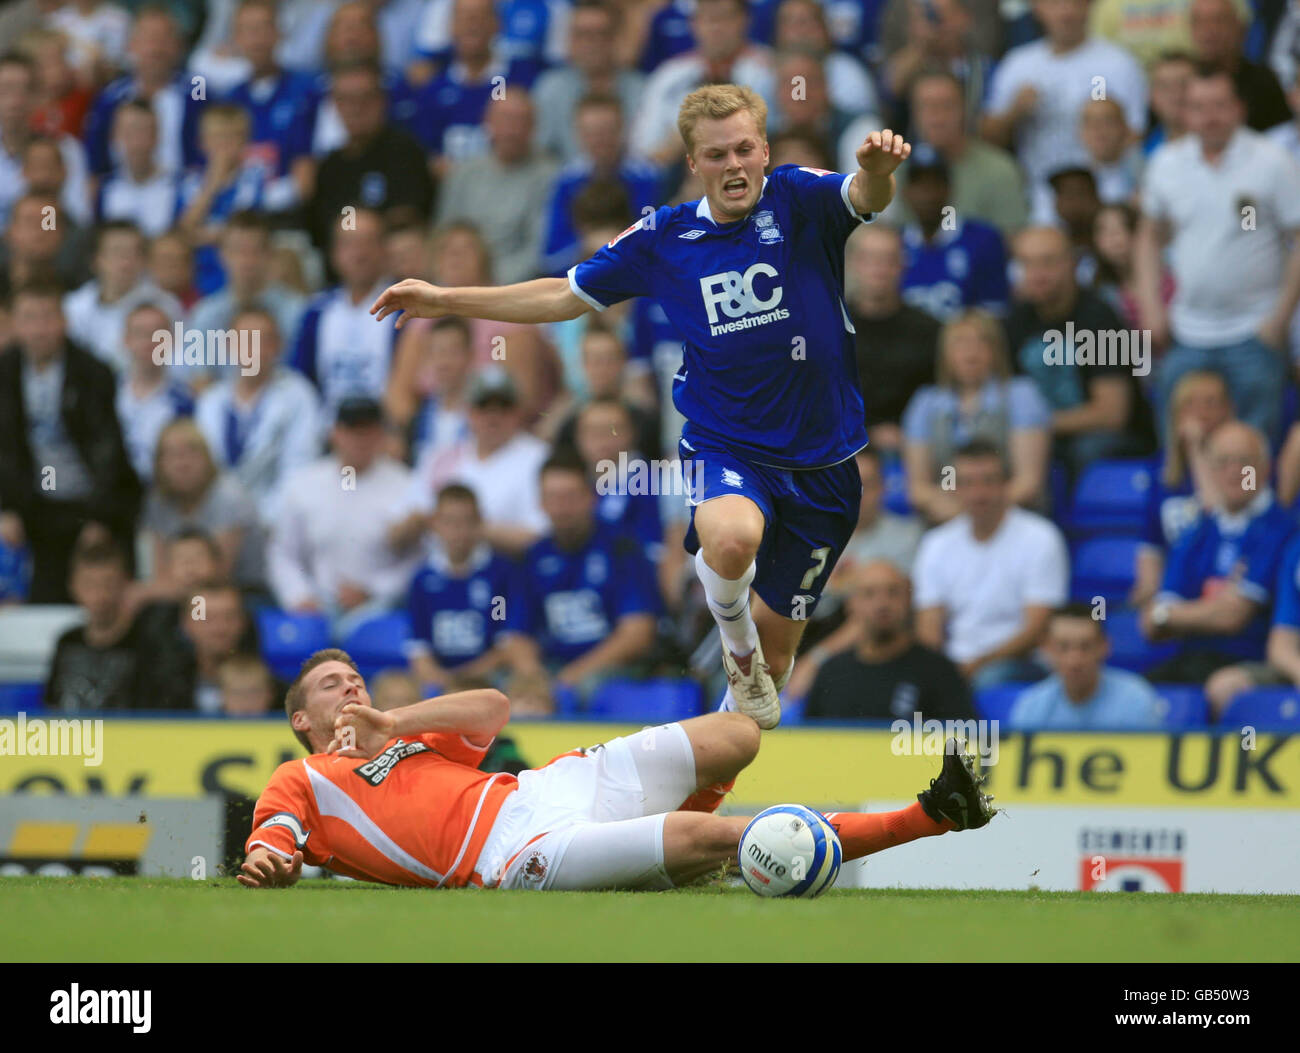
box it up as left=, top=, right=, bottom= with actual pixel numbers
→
left=1, top=0, right=1300, bottom=732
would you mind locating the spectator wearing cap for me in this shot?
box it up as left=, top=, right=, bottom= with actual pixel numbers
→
left=1136, top=65, right=1300, bottom=441
left=268, top=395, right=417, bottom=636
left=1009, top=604, right=1164, bottom=729
left=533, top=0, right=647, bottom=166
left=499, top=453, right=660, bottom=713
left=1190, top=0, right=1292, bottom=131
left=887, top=71, right=1027, bottom=239
left=913, top=439, right=1069, bottom=689
left=194, top=306, right=323, bottom=525
left=982, top=0, right=1147, bottom=225
left=1141, top=422, right=1296, bottom=687
left=845, top=224, right=941, bottom=452
left=897, top=145, right=1010, bottom=322
left=390, top=367, right=549, bottom=558
left=436, top=92, right=560, bottom=285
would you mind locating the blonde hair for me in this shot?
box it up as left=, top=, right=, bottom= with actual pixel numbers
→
left=935, top=309, right=1010, bottom=389
left=677, top=84, right=768, bottom=154
left=1164, top=370, right=1231, bottom=487
left=153, top=418, right=218, bottom=502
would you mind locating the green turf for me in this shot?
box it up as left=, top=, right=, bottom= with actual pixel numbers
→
left=1, top=877, right=1297, bottom=961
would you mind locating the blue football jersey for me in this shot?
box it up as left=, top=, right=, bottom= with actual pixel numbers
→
left=407, top=545, right=514, bottom=668
left=899, top=218, right=1009, bottom=322
left=568, top=164, right=872, bottom=470
left=505, top=523, right=660, bottom=665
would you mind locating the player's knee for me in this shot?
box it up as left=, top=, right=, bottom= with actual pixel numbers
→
left=700, top=526, right=762, bottom=574
left=719, top=710, right=761, bottom=761
left=686, top=813, right=741, bottom=861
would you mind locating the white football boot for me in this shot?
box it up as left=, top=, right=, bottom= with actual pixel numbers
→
left=721, top=635, right=781, bottom=729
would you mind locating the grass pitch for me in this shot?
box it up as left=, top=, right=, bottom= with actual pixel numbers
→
left=1, top=877, right=1297, bottom=962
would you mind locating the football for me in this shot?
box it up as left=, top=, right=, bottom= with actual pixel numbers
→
left=738, top=804, right=842, bottom=898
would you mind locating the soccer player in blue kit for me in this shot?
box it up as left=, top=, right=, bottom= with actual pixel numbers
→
left=372, top=83, right=911, bottom=732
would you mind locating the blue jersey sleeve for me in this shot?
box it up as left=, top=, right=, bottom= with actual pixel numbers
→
left=502, top=556, right=542, bottom=637
left=970, top=227, right=1010, bottom=313
left=611, top=538, right=661, bottom=619
left=768, top=164, right=872, bottom=243
left=1159, top=521, right=1202, bottom=600
left=567, top=212, right=661, bottom=310
left=1272, top=535, right=1300, bottom=628
left=1239, top=512, right=1294, bottom=607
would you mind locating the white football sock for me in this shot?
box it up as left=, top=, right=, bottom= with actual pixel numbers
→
left=695, top=549, right=759, bottom=656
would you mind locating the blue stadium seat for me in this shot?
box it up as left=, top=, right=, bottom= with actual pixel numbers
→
left=1064, top=458, right=1157, bottom=536
left=1048, top=460, right=1070, bottom=518
left=0, top=682, right=43, bottom=715
left=1220, top=688, right=1300, bottom=731
left=974, top=682, right=1035, bottom=725
left=341, top=612, right=412, bottom=677
left=1152, top=684, right=1208, bottom=728
left=781, top=693, right=806, bottom=725
left=1071, top=536, right=1143, bottom=603
left=257, top=610, right=331, bottom=681
left=586, top=679, right=703, bottom=722
left=1104, top=608, right=1178, bottom=673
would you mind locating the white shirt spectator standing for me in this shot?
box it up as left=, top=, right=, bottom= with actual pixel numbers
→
left=983, top=0, right=1147, bottom=224
left=195, top=309, right=323, bottom=524
left=291, top=210, right=398, bottom=421
left=913, top=440, right=1070, bottom=688
left=1137, top=67, right=1300, bottom=441
left=115, top=302, right=194, bottom=483
left=268, top=397, right=417, bottom=637
left=95, top=101, right=179, bottom=237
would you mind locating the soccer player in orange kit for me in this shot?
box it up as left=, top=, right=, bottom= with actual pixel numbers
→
left=238, top=650, right=995, bottom=891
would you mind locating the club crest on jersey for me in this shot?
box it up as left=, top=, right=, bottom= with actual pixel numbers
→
left=753, top=210, right=783, bottom=244
left=521, top=849, right=549, bottom=884
left=354, top=738, right=430, bottom=786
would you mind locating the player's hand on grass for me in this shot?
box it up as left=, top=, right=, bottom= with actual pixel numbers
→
left=237, top=847, right=303, bottom=889
left=329, top=702, right=396, bottom=758
left=370, top=279, right=449, bottom=330
left=856, top=128, right=911, bottom=176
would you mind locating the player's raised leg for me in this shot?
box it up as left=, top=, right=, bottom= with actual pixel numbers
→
left=693, top=493, right=781, bottom=728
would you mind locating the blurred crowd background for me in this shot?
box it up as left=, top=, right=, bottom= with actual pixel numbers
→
left=1, top=0, right=1300, bottom=733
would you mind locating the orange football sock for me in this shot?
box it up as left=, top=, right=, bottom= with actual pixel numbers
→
left=823, top=803, right=955, bottom=862
left=679, top=779, right=735, bottom=813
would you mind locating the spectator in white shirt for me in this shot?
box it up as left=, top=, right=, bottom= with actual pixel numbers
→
left=268, top=396, right=417, bottom=637
left=630, top=0, right=775, bottom=165
left=195, top=305, right=324, bottom=524
left=0, top=50, right=92, bottom=230
left=390, top=315, right=474, bottom=467
left=62, top=221, right=183, bottom=373
left=50, top=1, right=131, bottom=85
left=391, top=367, right=549, bottom=558
left=982, top=0, right=1147, bottom=224
left=1136, top=65, right=1300, bottom=440
left=914, top=438, right=1070, bottom=688
left=94, top=101, right=179, bottom=237
left=115, top=301, right=194, bottom=483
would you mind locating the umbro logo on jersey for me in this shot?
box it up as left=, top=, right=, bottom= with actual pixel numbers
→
left=679, top=229, right=706, bottom=240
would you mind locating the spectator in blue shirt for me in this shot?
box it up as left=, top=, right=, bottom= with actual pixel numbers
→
left=1204, top=532, right=1300, bottom=718
left=898, top=145, right=1009, bottom=322
left=223, top=0, right=318, bottom=207
left=1142, top=421, right=1296, bottom=684
left=1009, top=603, right=1164, bottom=729
left=540, top=92, right=662, bottom=276
left=406, top=483, right=514, bottom=689
left=499, top=453, right=660, bottom=712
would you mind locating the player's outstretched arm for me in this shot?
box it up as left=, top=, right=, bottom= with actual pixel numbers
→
left=237, top=847, right=303, bottom=889
left=850, top=129, right=912, bottom=215
left=370, top=277, right=591, bottom=329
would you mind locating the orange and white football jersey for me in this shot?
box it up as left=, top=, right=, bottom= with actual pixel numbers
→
left=245, top=732, right=519, bottom=888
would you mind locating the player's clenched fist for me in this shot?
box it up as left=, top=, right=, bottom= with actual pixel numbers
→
left=328, top=702, right=396, bottom=759
left=370, top=278, right=449, bottom=329
left=856, top=128, right=912, bottom=176
left=237, top=847, right=303, bottom=889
